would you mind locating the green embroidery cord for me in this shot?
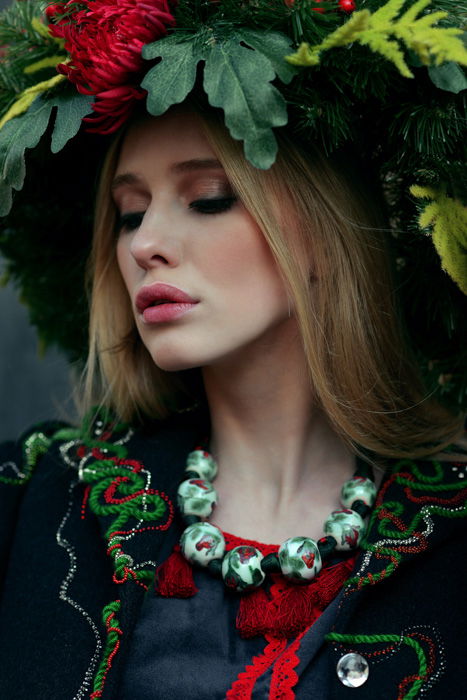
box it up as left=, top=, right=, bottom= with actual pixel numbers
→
left=0, top=427, right=58, bottom=485
left=326, top=632, right=427, bottom=699
left=345, top=459, right=467, bottom=589
left=91, top=600, right=122, bottom=699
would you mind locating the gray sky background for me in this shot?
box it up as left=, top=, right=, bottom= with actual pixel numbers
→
left=0, top=269, right=76, bottom=442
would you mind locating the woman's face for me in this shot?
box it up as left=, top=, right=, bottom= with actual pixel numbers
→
left=114, top=110, right=293, bottom=372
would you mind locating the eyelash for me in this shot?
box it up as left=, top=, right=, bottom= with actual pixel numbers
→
left=189, top=196, right=237, bottom=215
left=115, top=197, right=237, bottom=234
left=115, top=212, right=144, bottom=234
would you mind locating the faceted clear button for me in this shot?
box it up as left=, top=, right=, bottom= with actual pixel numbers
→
left=336, top=653, right=369, bottom=688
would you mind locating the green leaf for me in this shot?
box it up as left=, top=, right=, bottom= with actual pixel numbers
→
left=203, top=34, right=288, bottom=169
left=0, top=95, right=53, bottom=216
left=142, top=38, right=205, bottom=115
left=0, top=180, right=12, bottom=216
left=428, top=62, right=467, bottom=94
left=50, top=92, right=94, bottom=153
left=236, top=28, right=298, bottom=85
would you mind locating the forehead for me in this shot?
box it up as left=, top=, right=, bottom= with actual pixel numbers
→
left=116, top=110, right=217, bottom=175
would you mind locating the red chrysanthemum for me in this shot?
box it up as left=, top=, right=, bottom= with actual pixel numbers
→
left=47, top=0, right=176, bottom=133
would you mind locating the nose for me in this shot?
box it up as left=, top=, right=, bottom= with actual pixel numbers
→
left=129, top=209, right=180, bottom=269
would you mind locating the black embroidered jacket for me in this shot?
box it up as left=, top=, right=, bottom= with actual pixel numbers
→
left=0, top=412, right=466, bottom=699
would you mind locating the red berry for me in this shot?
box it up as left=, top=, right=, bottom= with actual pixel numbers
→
left=338, top=0, right=356, bottom=12
left=312, top=0, right=326, bottom=13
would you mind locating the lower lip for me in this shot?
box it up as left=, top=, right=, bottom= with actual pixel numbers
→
left=142, top=302, right=198, bottom=324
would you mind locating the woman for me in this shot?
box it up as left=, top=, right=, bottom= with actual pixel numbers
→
left=0, top=0, right=466, bottom=698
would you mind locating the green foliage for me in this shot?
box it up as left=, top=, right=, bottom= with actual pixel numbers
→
left=0, top=97, right=53, bottom=216
left=143, top=27, right=296, bottom=169
left=0, top=0, right=65, bottom=114
left=428, top=61, right=467, bottom=93
left=142, top=36, right=205, bottom=113
left=0, top=92, right=93, bottom=215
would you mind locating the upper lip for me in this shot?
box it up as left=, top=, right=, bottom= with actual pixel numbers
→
left=135, top=283, right=198, bottom=313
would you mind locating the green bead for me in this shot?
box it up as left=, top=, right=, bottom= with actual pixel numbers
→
left=221, top=546, right=265, bottom=592
left=177, top=478, right=217, bottom=518
left=180, top=522, right=225, bottom=566
left=185, top=449, right=218, bottom=481
left=278, top=537, right=322, bottom=582
left=323, top=509, right=365, bottom=551
left=341, top=477, right=377, bottom=509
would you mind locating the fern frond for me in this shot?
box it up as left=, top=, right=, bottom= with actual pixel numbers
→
left=410, top=185, right=467, bottom=294
left=288, top=0, right=467, bottom=78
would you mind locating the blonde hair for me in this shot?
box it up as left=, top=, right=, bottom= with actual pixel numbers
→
left=83, top=106, right=462, bottom=457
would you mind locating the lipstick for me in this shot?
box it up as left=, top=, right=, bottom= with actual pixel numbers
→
left=135, top=283, right=198, bottom=324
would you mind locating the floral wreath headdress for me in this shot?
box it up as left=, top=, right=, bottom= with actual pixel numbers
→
left=0, top=0, right=466, bottom=409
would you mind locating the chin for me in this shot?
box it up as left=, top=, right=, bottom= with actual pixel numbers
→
left=145, top=343, right=204, bottom=373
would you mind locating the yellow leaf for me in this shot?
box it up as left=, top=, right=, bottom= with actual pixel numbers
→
left=286, top=11, right=370, bottom=66
left=31, top=16, right=64, bottom=49
left=24, top=56, right=67, bottom=75
left=410, top=185, right=467, bottom=295
left=0, top=74, right=65, bottom=129
left=286, top=42, right=318, bottom=67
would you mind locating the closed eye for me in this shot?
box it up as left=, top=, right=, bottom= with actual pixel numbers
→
left=189, top=197, right=237, bottom=215
left=115, top=211, right=145, bottom=234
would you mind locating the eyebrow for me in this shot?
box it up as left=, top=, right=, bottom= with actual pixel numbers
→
left=111, top=158, right=224, bottom=192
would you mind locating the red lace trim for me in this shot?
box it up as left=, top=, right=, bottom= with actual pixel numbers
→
left=269, top=626, right=310, bottom=699
left=226, top=633, right=287, bottom=699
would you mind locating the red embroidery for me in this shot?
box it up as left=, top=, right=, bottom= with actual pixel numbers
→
left=226, top=634, right=288, bottom=699
left=81, top=485, right=90, bottom=520
left=269, top=627, right=311, bottom=699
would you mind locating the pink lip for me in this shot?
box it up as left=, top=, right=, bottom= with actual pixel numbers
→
left=135, top=283, right=198, bottom=324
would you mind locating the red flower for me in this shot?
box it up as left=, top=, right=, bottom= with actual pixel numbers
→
left=196, top=536, right=215, bottom=552
left=47, top=0, right=176, bottom=133
left=237, top=546, right=256, bottom=564
left=190, top=479, right=210, bottom=490
left=344, top=527, right=359, bottom=548
left=301, top=550, right=315, bottom=569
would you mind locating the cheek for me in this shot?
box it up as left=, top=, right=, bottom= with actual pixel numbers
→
left=200, top=218, right=283, bottom=295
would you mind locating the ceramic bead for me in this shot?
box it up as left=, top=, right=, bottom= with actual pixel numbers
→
left=177, top=478, right=217, bottom=518
left=340, top=476, right=377, bottom=509
left=323, top=509, right=365, bottom=551
left=185, top=449, right=218, bottom=481
left=180, top=522, right=226, bottom=566
left=221, top=546, right=265, bottom=592
left=278, top=537, right=322, bottom=582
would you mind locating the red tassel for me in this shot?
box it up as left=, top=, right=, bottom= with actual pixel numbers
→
left=314, top=557, right=356, bottom=608
left=236, top=556, right=358, bottom=639
left=272, top=583, right=321, bottom=637
left=154, top=545, right=199, bottom=598
left=236, top=586, right=273, bottom=638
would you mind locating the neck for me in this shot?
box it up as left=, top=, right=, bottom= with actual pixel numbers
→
left=201, top=329, right=355, bottom=541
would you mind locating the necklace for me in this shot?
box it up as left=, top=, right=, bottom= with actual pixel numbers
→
left=176, top=449, right=377, bottom=593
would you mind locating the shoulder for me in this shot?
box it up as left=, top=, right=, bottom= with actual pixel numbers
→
left=0, top=420, right=71, bottom=487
